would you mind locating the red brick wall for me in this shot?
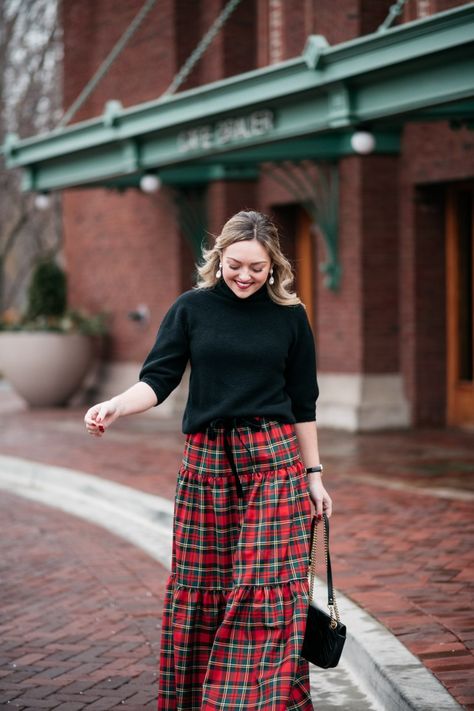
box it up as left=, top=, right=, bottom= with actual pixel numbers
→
left=183, top=0, right=257, bottom=88
left=414, top=186, right=447, bottom=426
left=61, top=0, right=175, bottom=119
left=222, top=0, right=257, bottom=77
left=434, top=0, right=472, bottom=10
left=361, top=156, right=399, bottom=373
left=174, top=1, right=205, bottom=91
left=404, top=0, right=471, bottom=22
left=399, top=184, right=447, bottom=425
left=63, top=187, right=181, bottom=361
left=257, top=0, right=377, bottom=67
left=360, top=0, right=393, bottom=34
left=403, top=123, right=474, bottom=185
left=322, top=0, right=387, bottom=47
left=207, top=180, right=258, bottom=237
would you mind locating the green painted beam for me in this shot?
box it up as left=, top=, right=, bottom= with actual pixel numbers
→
left=410, top=99, right=474, bottom=121
left=198, top=132, right=401, bottom=165
left=3, top=4, right=474, bottom=191
left=160, top=164, right=259, bottom=184
left=21, top=131, right=401, bottom=193
left=20, top=140, right=139, bottom=191
left=86, top=165, right=260, bottom=190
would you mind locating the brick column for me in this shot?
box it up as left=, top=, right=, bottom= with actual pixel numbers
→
left=316, top=155, right=410, bottom=430
left=400, top=182, right=447, bottom=427
left=207, top=181, right=259, bottom=237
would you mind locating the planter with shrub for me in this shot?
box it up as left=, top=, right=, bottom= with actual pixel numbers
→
left=0, top=259, right=107, bottom=407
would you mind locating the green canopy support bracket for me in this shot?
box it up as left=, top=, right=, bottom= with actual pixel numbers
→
left=262, top=161, right=340, bottom=290
left=328, top=84, right=354, bottom=128
left=303, top=35, right=329, bottom=69
left=167, top=164, right=258, bottom=260
left=172, top=186, right=208, bottom=260
left=103, top=100, right=124, bottom=128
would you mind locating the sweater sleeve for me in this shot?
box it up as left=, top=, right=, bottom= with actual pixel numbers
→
left=285, top=305, right=319, bottom=422
left=138, top=298, right=190, bottom=406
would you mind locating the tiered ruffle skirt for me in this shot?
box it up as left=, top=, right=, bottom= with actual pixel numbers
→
left=158, top=418, right=314, bottom=710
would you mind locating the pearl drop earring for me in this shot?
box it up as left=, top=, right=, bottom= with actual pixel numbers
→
left=269, top=268, right=274, bottom=285
left=216, top=261, right=222, bottom=278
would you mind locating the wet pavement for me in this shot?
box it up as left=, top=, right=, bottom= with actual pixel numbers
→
left=0, top=385, right=473, bottom=709
left=0, top=490, right=168, bottom=710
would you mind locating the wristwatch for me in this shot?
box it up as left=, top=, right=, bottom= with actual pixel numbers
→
left=306, top=464, right=323, bottom=474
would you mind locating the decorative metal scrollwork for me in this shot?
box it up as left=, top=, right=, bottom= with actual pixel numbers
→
left=261, top=161, right=340, bottom=290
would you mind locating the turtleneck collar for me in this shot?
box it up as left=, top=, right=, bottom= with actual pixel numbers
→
left=212, top=278, right=271, bottom=304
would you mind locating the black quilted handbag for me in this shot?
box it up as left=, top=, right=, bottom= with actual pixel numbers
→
left=301, top=513, right=346, bottom=668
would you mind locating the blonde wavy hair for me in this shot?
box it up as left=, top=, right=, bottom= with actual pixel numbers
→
left=194, top=210, right=302, bottom=307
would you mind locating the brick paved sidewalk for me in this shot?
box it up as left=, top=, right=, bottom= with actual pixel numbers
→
left=0, top=490, right=168, bottom=710
left=1, top=388, right=474, bottom=709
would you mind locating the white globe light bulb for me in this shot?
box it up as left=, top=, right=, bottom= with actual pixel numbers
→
left=140, top=174, right=161, bottom=193
left=34, top=193, right=51, bottom=210
left=350, top=131, right=375, bottom=155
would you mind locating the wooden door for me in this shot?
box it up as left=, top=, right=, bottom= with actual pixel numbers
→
left=295, top=208, right=315, bottom=326
left=271, top=204, right=316, bottom=326
left=446, top=185, right=474, bottom=426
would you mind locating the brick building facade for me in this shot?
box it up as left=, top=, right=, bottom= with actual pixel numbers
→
left=61, top=0, right=474, bottom=430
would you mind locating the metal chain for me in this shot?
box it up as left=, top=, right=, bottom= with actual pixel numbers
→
left=377, top=0, right=409, bottom=33
left=308, top=521, right=318, bottom=603
left=309, top=516, right=341, bottom=627
left=57, top=0, right=159, bottom=128
left=58, top=0, right=243, bottom=128
left=162, top=0, right=243, bottom=97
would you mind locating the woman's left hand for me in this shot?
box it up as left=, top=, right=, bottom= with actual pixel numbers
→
left=307, top=472, right=333, bottom=519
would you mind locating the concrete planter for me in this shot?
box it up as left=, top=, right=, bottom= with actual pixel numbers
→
left=0, top=332, right=93, bottom=407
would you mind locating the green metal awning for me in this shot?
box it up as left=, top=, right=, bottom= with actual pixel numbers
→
left=3, top=3, right=474, bottom=192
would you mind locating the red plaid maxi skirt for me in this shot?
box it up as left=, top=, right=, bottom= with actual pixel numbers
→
left=157, top=417, right=314, bottom=710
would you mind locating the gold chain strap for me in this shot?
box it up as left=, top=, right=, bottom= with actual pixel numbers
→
left=308, top=516, right=341, bottom=629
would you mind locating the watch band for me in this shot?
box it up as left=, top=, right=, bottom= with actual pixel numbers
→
left=306, top=465, right=323, bottom=474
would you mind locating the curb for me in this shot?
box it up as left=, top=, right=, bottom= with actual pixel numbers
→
left=0, top=454, right=174, bottom=569
left=0, top=454, right=463, bottom=711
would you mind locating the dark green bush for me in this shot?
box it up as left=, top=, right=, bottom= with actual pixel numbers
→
left=0, top=258, right=108, bottom=335
left=26, top=259, right=67, bottom=320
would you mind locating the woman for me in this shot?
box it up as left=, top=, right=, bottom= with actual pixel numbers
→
left=84, top=210, right=332, bottom=710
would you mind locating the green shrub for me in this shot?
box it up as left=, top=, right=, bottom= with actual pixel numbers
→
left=26, top=259, right=67, bottom=320
left=0, top=259, right=108, bottom=336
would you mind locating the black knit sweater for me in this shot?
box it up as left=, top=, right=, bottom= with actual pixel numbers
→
left=139, top=278, right=319, bottom=433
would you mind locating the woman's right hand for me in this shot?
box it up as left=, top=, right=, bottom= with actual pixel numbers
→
left=84, top=399, right=121, bottom=437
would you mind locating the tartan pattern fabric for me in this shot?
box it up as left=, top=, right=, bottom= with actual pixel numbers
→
left=158, top=418, right=314, bottom=710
